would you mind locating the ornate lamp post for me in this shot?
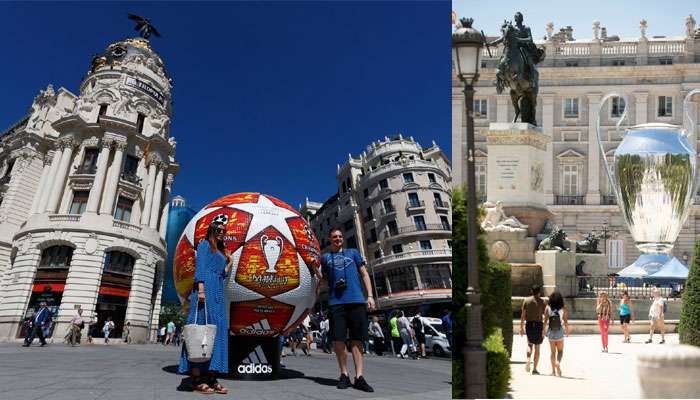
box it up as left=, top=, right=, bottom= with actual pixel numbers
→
left=453, top=17, right=486, bottom=399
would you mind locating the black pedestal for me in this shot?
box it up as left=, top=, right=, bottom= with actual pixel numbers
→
left=228, top=335, right=281, bottom=380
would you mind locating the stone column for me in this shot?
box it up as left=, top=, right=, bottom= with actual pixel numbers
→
left=29, top=155, right=53, bottom=214
left=586, top=93, right=602, bottom=205
left=85, top=138, right=113, bottom=214
left=45, top=138, right=75, bottom=213
left=0, top=239, right=41, bottom=340
left=542, top=94, right=555, bottom=204
left=125, top=256, right=157, bottom=344
left=149, top=164, right=165, bottom=229
left=634, top=92, right=648, bottom=125
left=149, top=277, right=164, bottom=342
left=99, top=139, right=126, bottom=215
left=158, top=174, right=173, bottom=239
left=452, top=89, right=465, bottom=187
left=141, top=156, right=158, bottom=226
left=496, top=95, right=510, bottom=123
left=37, top=146, right=62, bottom=213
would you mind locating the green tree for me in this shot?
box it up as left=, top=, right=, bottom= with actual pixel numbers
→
left=159, top=303, right=186, bottom=328
left=680, top=237, right=700, bottom=346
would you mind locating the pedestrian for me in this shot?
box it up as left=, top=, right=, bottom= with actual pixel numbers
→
left=87, top=316, right=97, bottom=344
left=123, top=321, right=131, bottom=344
left=542, top=291, right=569, bottom=377
left=175, top=323, right=182, bottom=346
left=619, top=291, right=635, bottom=343
left=369, top=316, right=384, bottom=356
left=177, top=222, right=233, bottom=394
left=596, top=291, right=614, bottom=352
left=397, top=311, right=413, bottom=359
left=166, top=320, right=175, bottom=345
left=319, top=228, right=374, bottom=392
left=320, top=314, right=331, bottom=353
left=412, top=312, right=427, bottom=358
left=519, top=285, right=546, bottom=374
left=21, top=317, right=33, bottom=345
left=159, top=326, right=166, bottom=344
left=302, top=315, right=313, bottom=355
left=103, top=317, right=114, bottom=344
left=23, top=302, right=51, bottom=347
left=645, top=287, right=666, bottom=344
left=441, top=310, right=452, bottom=347
left=68, top=308, right=84, bottom=346
left=389, top=311, right=401, bottom=356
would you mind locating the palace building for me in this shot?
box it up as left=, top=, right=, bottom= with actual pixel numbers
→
left=452, top=16, right=700, bottom=268
left=0, top=35, right=178, bottom=343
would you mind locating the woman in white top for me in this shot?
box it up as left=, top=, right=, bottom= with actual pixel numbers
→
left=646, top=287, right=665, bottom=344
left=369, top=316, right=384, bottom=356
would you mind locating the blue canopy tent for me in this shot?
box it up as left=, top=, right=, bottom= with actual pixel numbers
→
left=616, top=254, right=670, bottom=286
left=645, top=257, right=689, bottom=282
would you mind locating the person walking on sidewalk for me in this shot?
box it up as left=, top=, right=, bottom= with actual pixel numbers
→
left=320, top=314, right=331, bottom=353
left=542, top=291, right=569, bottom=377
left=397, top=311, right=413, bottom=359
left=646, top=287, right=666, bottom=344
left=519, top=285, right=545, bottom=374
left=320, top=228, right=375, bottom=392
left=68, top=308, right=84, bottom=346
left=23, top=302, right=51, bottom=347
left=369, top=316, right=384, bottom=356
left=103, top=317, right=114, bottom=344
left=412, top=312, right=427, bottom=358
left=596, top=291, right=614, bottom=352
left=619, top=291, right=634, bottom=343
left=389, top=311, right=401, bottom=356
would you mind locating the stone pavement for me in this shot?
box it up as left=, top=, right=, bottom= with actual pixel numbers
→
left=0, top=342, right=450, bottom=400
left=508, top=332, right=680, bottom=399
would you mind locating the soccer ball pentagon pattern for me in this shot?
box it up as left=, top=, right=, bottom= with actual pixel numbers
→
left=173, top=192, right=321, bottom=337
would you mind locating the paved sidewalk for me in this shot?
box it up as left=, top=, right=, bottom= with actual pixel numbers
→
left=0, top=343, right=450, bottom=400
left=508, top=332, right=679, bottom=399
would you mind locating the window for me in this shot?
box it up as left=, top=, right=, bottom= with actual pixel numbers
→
left=343, top=220, right=353, bottom=232
left=365, top=207, right=373, bottom=221
left=659, top=58, right=673, bottom=65
left=420, top=240, right=432, bottom=250
left=363, top=188, right=369, bottom=198
left=382, top=198, right=394, bottom=213
left=564, top=98, right=579, bottom=118
left=474, top=99, right=487, bottom=118
left=658, top=96, right=672, bottom=117
left=392, top=244, right=403, bottom=254
left=440, top=216, right=451, bottom=230
left=114, top=197, right=133, bottom=222
left=565, top=61, right=578, bottom=67
left=612, top=59, right=625, bottom=66
left=608, top=239, right=625, bottom=268
left=98, top=104, right=108, bottom=120
left=562, top=164, right=579, bottom=195
left=387, top=266, right=418, bottom=293
left=611, top=96, right=626, bottom=118
left=104, top=251, right=135, bottom=276
left=433, top=193, right=444, bottom=207
left=414, top=215, right=427, bottom=231
left=428, top=173, right=436, bottom=184
left=78, top=148, right=98, bottom=174
left=476, top=164, right=487, bottom=200
left=39, top=246, right=73, bottom=269
left=420, top=264, right=452, bottom=289
left=407, top=192, right=421, bottom=208
left=379, top=179, right=388, bottom=190
left=69, top=191, right=89, bottom=214
left=370, top=228, right=377, bottom=243
left=387, top=220, right=398, bottom=236
left=136, top=113, right=145, bottom=134
left=122, top=155, right=140, bottom=184
left=403, top=173, right=414, bottom=183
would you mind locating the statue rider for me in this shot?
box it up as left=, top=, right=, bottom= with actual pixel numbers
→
left=489, top=12, right=539, bottom=92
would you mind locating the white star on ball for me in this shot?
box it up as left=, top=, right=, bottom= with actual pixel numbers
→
left=271, top=252, right=318, bottom=331
left=227, top=194, right=298, bottom=245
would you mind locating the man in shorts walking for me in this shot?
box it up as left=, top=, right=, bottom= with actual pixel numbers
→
left=519, top=285, right=545, bottom=374
left=320, top=228, right=375, bottom=392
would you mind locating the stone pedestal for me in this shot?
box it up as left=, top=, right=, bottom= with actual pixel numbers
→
left=536, top=250, right=575, bottom=297
left=486, top=123, right=552, bottom=236
left=638, top=344, right=700, bottom=398
left=510, top=264, right=543, bottom=296
left=575, top=253, right=608, bottom=276
left=485, top=229, right=536, bottom=263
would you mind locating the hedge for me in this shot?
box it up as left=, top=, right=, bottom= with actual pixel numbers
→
left=484, top=328, right=511, bottom=399
left=680, top=237, right=700, bottom=346
left=481, top=261, right=513, bottom=356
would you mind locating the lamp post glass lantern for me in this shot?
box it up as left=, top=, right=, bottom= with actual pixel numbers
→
left=453, top=17, right=486, bottom=399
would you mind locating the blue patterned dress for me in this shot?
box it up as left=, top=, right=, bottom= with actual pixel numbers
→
left=178, top=240, right=230, bottom=374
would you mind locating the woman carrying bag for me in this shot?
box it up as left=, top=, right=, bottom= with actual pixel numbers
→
left=178, top=222, right=233, bottom=394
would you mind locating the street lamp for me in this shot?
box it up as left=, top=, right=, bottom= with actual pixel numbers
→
left=452, top=17, right=486, bottom=399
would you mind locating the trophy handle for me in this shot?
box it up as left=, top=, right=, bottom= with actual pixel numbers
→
left=596, top=92, right=630, bottom=192
left=683, top=89, right=700, bottom=146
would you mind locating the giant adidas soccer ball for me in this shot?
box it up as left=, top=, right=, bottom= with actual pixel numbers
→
left=173, top=192, right=321, bottom=337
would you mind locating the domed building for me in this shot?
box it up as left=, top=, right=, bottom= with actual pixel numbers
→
left=0, top=35, right=178, bottom=343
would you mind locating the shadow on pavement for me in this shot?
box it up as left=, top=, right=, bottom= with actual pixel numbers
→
left=163, top=364, right=334, bottom=386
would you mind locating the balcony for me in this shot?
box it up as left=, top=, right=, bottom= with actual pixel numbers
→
left=384, top=223, right=451, bottom=238
left=373, top=248, right=452, bottom=267
left=113, top=219, right=142, bottom=233
left=120, top=172, right=142, bottom=186
left=74, top=165, right=97, bottom=175
left=380, top=204, right=396, bottom=217
left=554, top=195, right=585, bottom=205
left=601, top=195, right=617, bottom=205
left=434, top=200, right=450, bottom=213
left=364, top=159, right=444, bottom=183
left=405, top=200, right=426, bottom=211
left=48, top=214, right=81, bottom=223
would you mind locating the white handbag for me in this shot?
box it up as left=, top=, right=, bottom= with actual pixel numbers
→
left=183, top=300, right=217, bottom=363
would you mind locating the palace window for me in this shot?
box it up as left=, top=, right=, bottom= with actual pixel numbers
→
left=39, top=246, right=73, bottom=269
left=611, top=96, right=626, bottom=118
left=564, top=61, right=578, bottom=67
left=476, top=163, right=487, bottom=199
left=612, top=59, right=625, bottom=66
left=562, top=164, right=579, bottom=196
left=564, top=98, right=579, bottom=118
left=69, top=191, right=89, bottom=214
left=77, top=148, right=98, bottom=174
left=659, top=58, right=673, bottom=65
left=387, top=266, right=418, bottom=293
left=658, top=96, right=673, bottom=117
left=104, top=251, right=135, bottom=276
left=121, top=155, right=140, bottom=184
left=114, top=197, right=133, bottom=222
left=608, top=239, right=625, bottom=268
left=474, top=99, right=488, bottom=118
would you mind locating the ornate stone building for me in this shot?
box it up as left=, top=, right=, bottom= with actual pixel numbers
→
left=452, top=16, right=700, bottom=268
left=0, top=36, right=178, bottom=343
left=302, top=136, right=452, bottom=313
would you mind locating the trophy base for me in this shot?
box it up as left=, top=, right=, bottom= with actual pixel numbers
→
left=636, top=243, right=674, bottom=254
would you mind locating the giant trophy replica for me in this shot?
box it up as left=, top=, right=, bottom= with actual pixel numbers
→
left=597, top=90, right=700, bottom=273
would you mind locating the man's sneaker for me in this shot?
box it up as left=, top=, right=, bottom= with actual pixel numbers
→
left=353, top=376, right=374, bottom=392
left=337, top=374, right=351, bottom=389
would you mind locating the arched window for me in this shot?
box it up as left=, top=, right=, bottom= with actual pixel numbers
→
left=104, top=251, right=135, bottom=276
left=39, top=246, right=74, bottom=269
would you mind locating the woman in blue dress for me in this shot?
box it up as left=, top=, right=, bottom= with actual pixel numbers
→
left=178, top=222, right=232, bottom=394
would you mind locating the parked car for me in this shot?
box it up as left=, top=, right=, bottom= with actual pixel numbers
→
left=421, top=317, right=451, bottom=357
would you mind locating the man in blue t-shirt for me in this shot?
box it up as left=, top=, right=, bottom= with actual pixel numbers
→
left=320, top=228, right=375, bottom=393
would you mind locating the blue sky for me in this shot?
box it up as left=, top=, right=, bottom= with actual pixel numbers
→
left=453, top=0, right=699, bottom=40
left=0, top=1, right=451, bottom=212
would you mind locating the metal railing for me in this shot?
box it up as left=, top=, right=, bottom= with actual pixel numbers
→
left=554, top=195, right=585, bottom=205
left=373, top=249, right=452, bottom=266
left=601, top=195, right=617, bottom=205
left=406, top=200, right=425, bottom=210
left=571, top=276, right=682, bottom=299
left=398, top=223, right=451, bottom=235
left=48, top=214, right=81, bottom=223
left=434, top=200, right=450, bottom=209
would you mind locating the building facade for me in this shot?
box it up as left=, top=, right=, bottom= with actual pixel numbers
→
left=162, top=195, right=195, bottom=305
left=0, top=36, right=178, bottom=343
left=452, top=16, right=700, bottom=267
left=303, top=136, right=452, bottom=313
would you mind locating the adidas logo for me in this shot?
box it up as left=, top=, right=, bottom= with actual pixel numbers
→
left=239, top=319, right=276, bottom=336
left=238, top=345, right=272, bottom=374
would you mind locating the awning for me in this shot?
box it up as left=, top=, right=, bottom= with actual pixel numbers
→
left=617, top=254, right=670, bottom=278
left=645, top=257, right=689, bottom=281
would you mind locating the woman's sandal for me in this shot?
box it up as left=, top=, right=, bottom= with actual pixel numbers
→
left=208, top=377, right=228, bottom=395
left=192, top=378, right=215, bottom=394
